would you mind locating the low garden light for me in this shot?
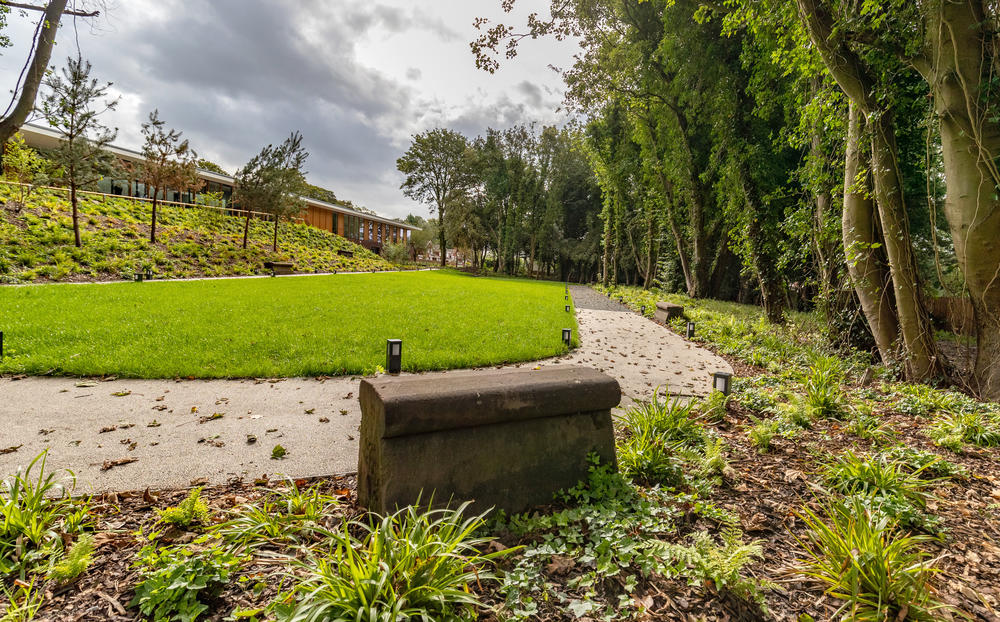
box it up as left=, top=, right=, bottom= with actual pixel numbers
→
left=640, top=305, right=646, bottom=315
left=134, top=273, right=143, bottom=283
left=386, top=339, right=402, bottom=375
left=565, top=304, right=571, bottom=313
left=565, top=294, right=568, bottom=301
left=562, top=328, right=572, bottom=346
left=712, top=371, right=732, bottom=396
left=144, top=267, right=153, bottom=281
left=686, top=322, right=695, bottom=339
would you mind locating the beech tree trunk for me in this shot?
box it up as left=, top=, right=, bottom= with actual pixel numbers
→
left=918, top=0, right=1000, bottom=397
left=0, top=0, right=69, bottom=146
left=842, top=103, right=899, bottom=363
left=868, top=111, right=941, bottom=379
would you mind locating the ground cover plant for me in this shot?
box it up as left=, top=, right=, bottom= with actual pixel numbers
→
left=0, top=184, right=391, bottom=284
left=0, top=270, right=577, bottom=378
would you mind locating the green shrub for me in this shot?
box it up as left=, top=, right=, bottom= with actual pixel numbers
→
left=618, top=392, right=705, bottom=447
left=697, top=389, right=730, bottom=423
left=617, top=428, right=685, bottom=487
left=878, top=445, right=967, bottom=480
left=795, top=497, right=948, bottom=620
left=216, top=479, right=338, bottom=549
left=0, top=580, right=43, bottom=622
left=846, top=407, right=895, bottom=443
left=156, top=487, right=210, bottom=529
left=131, top=537, right=242, bottom=622
left=279, top=503, right=504, bottom=621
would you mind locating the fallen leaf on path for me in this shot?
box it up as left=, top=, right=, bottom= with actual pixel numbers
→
left=190, top=477, right=209, bottom=486
left=111, top=391, right=131, bottom=397
left=198, top=412, right=225, bottom=424
left=304, top=408, right=315, bottom=414
left=101, top=458, right=138, bottom=471
left=74, top=381, right=97, bottom=388
left=99, top=426, right=117, bottom=434
left=0, top=445, right=22, bottom=455
left=318, top=417, right=330, bottom=423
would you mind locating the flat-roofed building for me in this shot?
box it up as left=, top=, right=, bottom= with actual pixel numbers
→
left=17, top=123, right=416, bottom=252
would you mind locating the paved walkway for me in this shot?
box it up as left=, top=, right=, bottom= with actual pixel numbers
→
left=0, top=286, right=731, bottom=492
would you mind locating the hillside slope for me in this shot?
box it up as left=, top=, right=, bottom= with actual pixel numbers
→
left=0, top=184, right=392, bottom=283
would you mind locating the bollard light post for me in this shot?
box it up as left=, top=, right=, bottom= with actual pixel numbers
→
left=565, top=305, right=571, bottom=313
left=145, top=267, right=153, bottom=281
left=686, top=322, right=695, bottom=339
left=562, top=328, right=572, bottom=347
left=386, top=339, right=403, bottom=375
left=712, top=371, right=733, bottom=396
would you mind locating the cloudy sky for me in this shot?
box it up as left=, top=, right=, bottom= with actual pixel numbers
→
left=0, top=0, right=578, bottom=219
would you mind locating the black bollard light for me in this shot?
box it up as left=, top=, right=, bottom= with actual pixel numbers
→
left=562, top=328, right=572, bottom=346
left=565, top=294, right=569, bottom=301
left=145, top=267, right=153, bottom=280
left=641, top=305, right=646, bottom=315
left=712, top=371, right=733, bottom=396
left=565, top=305, right=571, bottom=312
left=134, top=273, right=143, bottom=283
left=386, top=339, right=402, bottom=375
left=686, top=322, right=696, bottom=339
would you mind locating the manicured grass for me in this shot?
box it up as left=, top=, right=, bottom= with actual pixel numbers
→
left=0, top=271, right=577, bottom=378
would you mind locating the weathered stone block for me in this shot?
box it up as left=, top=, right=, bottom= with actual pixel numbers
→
left=654, top=301, right=684, bottom=323
left=358, top=366, right=620, bottom=514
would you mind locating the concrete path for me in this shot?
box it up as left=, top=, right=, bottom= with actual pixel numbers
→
left=0, top=286, right=731, bottom=492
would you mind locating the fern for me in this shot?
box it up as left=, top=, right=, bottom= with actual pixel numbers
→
left=647, top=528, right=775, bottom=611
left=48, top=534, right=94, bottom=583
left=157, top=487, right=210, bottom=529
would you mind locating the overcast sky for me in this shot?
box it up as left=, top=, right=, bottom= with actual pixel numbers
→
left=0, top=0, right=577, bottom=219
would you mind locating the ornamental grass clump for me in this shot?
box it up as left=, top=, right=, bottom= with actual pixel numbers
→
left=279, top=502, right=505, bottom=622
left=803, top=356, right=845, bottom=419
left=0, top=451, right=91, bottom=580
left=928, top=411, right=1000, bottom=452
left=795, top=497, right=948, bottom=621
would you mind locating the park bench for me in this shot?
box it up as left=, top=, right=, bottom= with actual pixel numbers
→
left=358, top=366, right=621, bottom=513
left=337, top=249, right=354, bottom=258
left=263, top=260, right=294, bottom=276
left=654, top=301, right=684, bottom=323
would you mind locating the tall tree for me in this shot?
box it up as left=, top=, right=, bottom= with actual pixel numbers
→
left=397, top=129, right=474, bottom=267
left=38, top=56, right=118, bottom=248
left=0, top=1, right=101, bottom=146
left=137, top=110, right=202, bottom=243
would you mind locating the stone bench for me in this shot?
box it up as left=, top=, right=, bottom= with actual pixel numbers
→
left=358, top=366, right=620, bottom=514
left=263, top=260, right=294, bottom=275
left=654, top=301, right=684, bottom=323
left=336, top=249, right=354, bottom=258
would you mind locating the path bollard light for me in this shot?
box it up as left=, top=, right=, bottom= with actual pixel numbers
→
left=686, top=322, right=696, bottom=339
left=562, top=328, right=572, bottom=346
left=386, top=339, right=402, bottom=375
left=145, top=267, right=153, bottom=280
left=134, top=273, right=143, bottom=283
left=712, top=371, right=732, bottom=396
left=565, top=304, right=571, bottom=312
left=641, top=305, right=646, bottom=315
left=565, top=294, right=569, bottom=301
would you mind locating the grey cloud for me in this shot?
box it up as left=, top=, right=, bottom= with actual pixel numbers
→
left=516, top=81, right=544, bottom=108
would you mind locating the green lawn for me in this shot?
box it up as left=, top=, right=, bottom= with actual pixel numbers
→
left=0, top=271, right=577, bottom=378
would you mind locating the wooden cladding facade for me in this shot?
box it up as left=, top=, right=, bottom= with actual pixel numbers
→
left=301, top=205, right=410, bottom=250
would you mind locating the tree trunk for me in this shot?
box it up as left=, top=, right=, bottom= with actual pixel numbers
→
left=272, top=218, right=279, bottom=252
left=70, top=182, right=81, bottom=248
left=739, top=169, right=786, bottom=323
left=843, top=103, right=899, bottom=363
left=150, top=195, right=159, bottom=243
left=438, top=206, right=447, bottom=267
left=0, top=0, right=69, bottom=146
left=868, top=111, right=941, bottom=380
left=920, top=0, right=1000, bottom=397
left=242, top=209, right=251, bottom=249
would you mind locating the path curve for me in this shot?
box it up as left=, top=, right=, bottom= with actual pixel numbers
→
left=0, top=286, right=730, bottom=491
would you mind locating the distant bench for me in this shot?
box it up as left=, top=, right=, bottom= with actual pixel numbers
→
left=654, top=301, right=684, bottom=323
left=337, top=249, right=354, bottom=258
left=263, top=260, right=294, bottom=275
